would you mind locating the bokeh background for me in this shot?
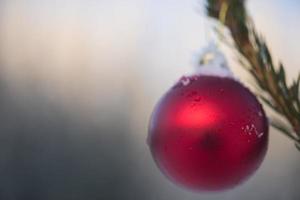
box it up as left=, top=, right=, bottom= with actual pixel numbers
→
left=0, top=0, right=299, bottom=199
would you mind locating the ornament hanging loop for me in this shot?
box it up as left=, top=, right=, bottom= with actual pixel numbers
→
left=194, top=2, right=232, bottom=78
left=198, top=1, right=229, bottom=66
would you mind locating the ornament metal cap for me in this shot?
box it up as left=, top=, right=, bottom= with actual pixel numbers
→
left=194, top=42, right=235, bottom=79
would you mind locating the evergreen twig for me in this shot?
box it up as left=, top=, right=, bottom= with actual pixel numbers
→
left=205, top=0, right=300, bottom=149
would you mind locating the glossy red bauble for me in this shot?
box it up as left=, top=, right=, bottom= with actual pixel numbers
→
left=148, top=75, right=268, bottom=191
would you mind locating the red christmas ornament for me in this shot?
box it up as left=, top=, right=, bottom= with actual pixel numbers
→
left=148, top=46, right=268, bottom=191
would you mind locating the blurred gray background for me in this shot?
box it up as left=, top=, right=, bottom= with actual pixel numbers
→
left=0, top=0, right=299, bottom=199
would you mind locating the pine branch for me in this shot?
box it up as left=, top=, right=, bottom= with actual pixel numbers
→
left=205, top=0, right=300, bottom=149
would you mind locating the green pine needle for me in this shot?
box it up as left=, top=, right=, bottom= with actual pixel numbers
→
left=205, top=0, right=300, bottom=150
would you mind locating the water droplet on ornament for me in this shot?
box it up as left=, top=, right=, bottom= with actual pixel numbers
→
left=186, top=90, right=197, bottom=98
left=194, top=96, right=202, bottom=102
left=180, top=76, right=190, bottom=86
left=190, top=103, right=197, bottom=108
left=258, top=132, right=264, bottom=138
left=242, top=124, right=264, bottom=138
